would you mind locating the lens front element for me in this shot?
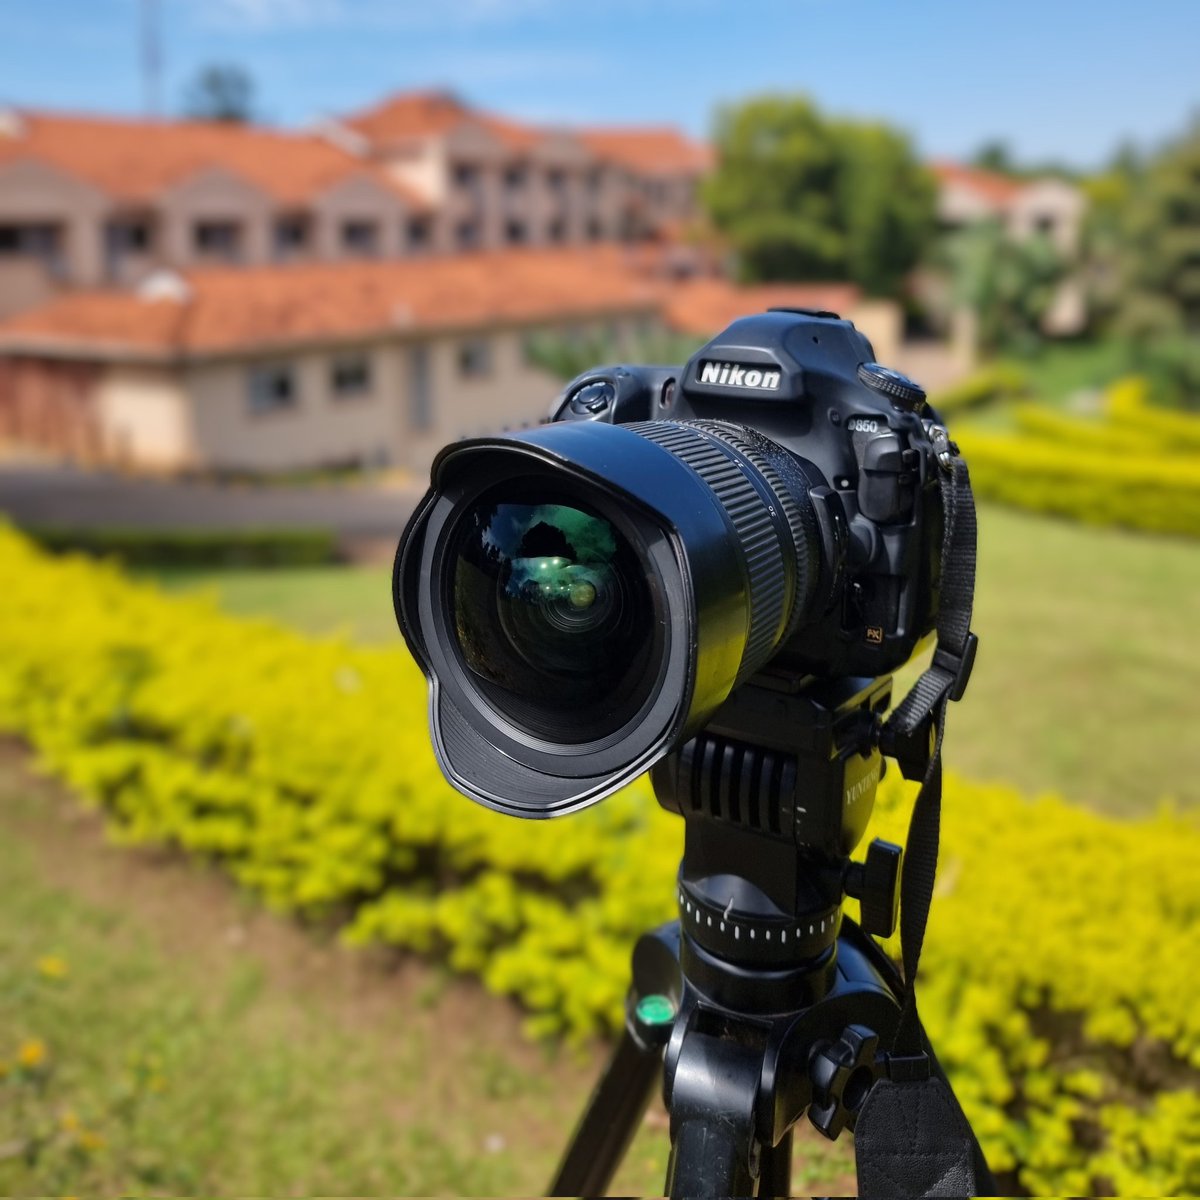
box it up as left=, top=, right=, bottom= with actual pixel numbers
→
left=450, top=492, right=660, bottom=744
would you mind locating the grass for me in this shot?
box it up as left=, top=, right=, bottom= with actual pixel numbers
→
left=155, top=503, right=1200, bottom=814
left=152, top=563, right=401, bottom=643
left=0, top=748, right=853, bottom=1195
left=0, top=753, right=686, bottom=1195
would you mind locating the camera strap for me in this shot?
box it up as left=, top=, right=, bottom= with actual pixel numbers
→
left=854, top=448, right=995, bottom=1198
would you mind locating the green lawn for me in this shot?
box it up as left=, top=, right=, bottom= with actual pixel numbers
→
left=155, top=503, right=1200, bottom=814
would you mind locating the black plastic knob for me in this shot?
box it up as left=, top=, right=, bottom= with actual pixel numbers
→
left=844, top=838, right=903, bottom=938
left=857, top=362, right=926, bottom=412
left=808, top=1024, right=881, bottom=1139
left=568, top=379, right=615, bottom=415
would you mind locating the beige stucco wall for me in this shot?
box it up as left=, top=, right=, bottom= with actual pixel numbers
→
left=310, top=173, right=409, bottom=259
left=159, top=168, right=274, bottom=267
left=185, top=342, right=406, bottom=471
left=936, top=180, right=1003, bottom=226
left=179, top=317, right=650, bottom=473
left=848, top=300, right=902, bottom=368
left=0, top=157, right=110, bottom=288
left=1007, top=178, right=1086, bottom=256
left=94, top=363, right=194, bottom=467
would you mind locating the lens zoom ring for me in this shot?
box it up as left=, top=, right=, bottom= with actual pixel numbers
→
left=689, top=421, right=818, bottom=637
left=627, top=420, right=789, bottom=681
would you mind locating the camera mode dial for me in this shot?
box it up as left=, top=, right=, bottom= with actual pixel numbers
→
left=856, top=362, right=926, bottom=413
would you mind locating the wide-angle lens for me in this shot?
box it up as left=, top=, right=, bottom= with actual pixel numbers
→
left=449, top=492, right=661, bottom=743
left=396, top=415, right=824, bottom=815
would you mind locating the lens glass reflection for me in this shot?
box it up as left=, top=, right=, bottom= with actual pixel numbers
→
left=450, top=490, right=661, bottom=742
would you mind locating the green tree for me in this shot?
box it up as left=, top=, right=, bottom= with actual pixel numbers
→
left=523, top=328, right=705, bottom=383
left=1080, top=150, right=1141, bottom=330
left=703, top=95, right=936, bottom=296
left=1112, top=119, right=1200, bottom=404
left=945, top=219, right=1064, bottom=354
left=183, top=65, right=256, bottom=123
left=971, top=139, right=1015, bottom=175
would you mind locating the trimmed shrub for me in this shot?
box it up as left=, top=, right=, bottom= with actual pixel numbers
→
left=26, top=526, right=337, bottom=568
left=956, top=432, right=1200, bottom=537
left=929, top=363, right=1031, bottom=416
left=956, top=377, right=1200, bottom=537
left=0, top=528, right=1197, bottom=1194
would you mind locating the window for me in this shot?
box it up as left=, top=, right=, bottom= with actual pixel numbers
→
left=0, top=222, right=61, bottom=265
left=456, top=219, right=481, bottom=250
left=407, top=215, right=433, bottom=252
left=457, top=337, right=492, bottom=379
left=107, top=219, right=151, bottom=253
left=547, top=217, right=566, bottom=244
left=409, top=345, right=432, bottom=431
left=247, top=364, right=297, bottom=415
left=330, top=354, right=372, bottom=399
left=193, top=220, right=242, bottom=262
left=504, top=164, right=527, bottom=191
left=586, top=216, right=604, bottom=241
left=453, top=163, right=480, bottom=196
left=341, top=219, right=379, bottom=257
left=274, top=215, right=309, bottom=257
left=1035, top=214, right=1057, bottom=236
left=546, top=168, right=566, bottom=193
left=505, top=219, right=527, bottom=245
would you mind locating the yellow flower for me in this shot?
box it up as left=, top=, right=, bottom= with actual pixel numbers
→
left=17, top=1039, right=48, bottom=1069
left=37, top=955, right=69, bottom=980
left=60, top=1110, right=80, bottom=1132
left=76, top=1130, right=106, bottom=1153
left=0, top=1061, right=9, bottom=1081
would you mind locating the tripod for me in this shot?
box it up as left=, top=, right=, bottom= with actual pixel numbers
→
left=548, top=672, right=983, bottom=1197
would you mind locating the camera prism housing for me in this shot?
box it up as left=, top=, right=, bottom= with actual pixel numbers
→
left=395, top=307, right=946, bottom=817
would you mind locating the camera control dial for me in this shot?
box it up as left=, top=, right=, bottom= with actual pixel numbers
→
left=856, top=362, right=926, bottom=413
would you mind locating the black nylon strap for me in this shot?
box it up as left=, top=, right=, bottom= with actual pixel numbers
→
left=854, top=449, right=993, bottom=1198
left=886, top=452, right=976, bottom=1056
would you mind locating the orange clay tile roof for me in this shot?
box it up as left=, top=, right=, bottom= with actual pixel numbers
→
left=577, top=128, right=714, bottom=176
left=0, top=246, right=664, bottom=359
left=663, top=278, right=861, bottom=338
left=929, top=160, right=1025, bottom=207
left=342, top=90, right=711, bottom=171
left=340, top=90, right=479, bottom=145
left=0, top=110, right=427, bottom=208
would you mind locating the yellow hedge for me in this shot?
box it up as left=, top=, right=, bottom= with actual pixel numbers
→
left=1, top=528, right=1198, bottom=1194
left=954, top=376, right=1200, bottom=537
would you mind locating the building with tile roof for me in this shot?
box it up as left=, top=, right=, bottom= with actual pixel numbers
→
left=0, top=93, right=713, bottom=320
left=0, top=246, right=897, bottom=472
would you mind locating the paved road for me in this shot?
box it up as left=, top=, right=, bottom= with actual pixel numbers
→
left=0, top=464, right=422, bottom=539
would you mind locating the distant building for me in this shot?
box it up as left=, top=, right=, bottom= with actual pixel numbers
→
left=930, top=160, right=1088, bottom=335
left=0, top=247, right=892, bottom=473
left=0, top=94, right=711, bottom=319
left=336, top=91, right=712, bottom=253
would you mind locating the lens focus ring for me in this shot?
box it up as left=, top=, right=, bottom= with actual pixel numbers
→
left=628, top=420, right=810, bottom=683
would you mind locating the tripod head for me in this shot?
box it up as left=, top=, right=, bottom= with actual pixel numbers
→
left=653, top=671, right=904, bottom=1013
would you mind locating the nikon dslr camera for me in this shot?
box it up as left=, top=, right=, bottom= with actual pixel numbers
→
left=395, top=307, right=951, bottom=817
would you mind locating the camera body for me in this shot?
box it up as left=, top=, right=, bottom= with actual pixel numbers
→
left=396, top=306, right=950, bottom=816
left=548, top=308, right=944, bottom=680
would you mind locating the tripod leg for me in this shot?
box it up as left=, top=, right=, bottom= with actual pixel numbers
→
left=665, top=1118, right=755, bottom=1198
left=757, top=1129, right=792, bottom=1198
left=548, top=1025, right=662, bottom=1196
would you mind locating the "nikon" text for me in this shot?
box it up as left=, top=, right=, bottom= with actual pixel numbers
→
left=698, top=362, right=782, bottom=390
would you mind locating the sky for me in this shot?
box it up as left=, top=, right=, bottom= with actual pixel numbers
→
left=1, top=0, right=1196, bottom=169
